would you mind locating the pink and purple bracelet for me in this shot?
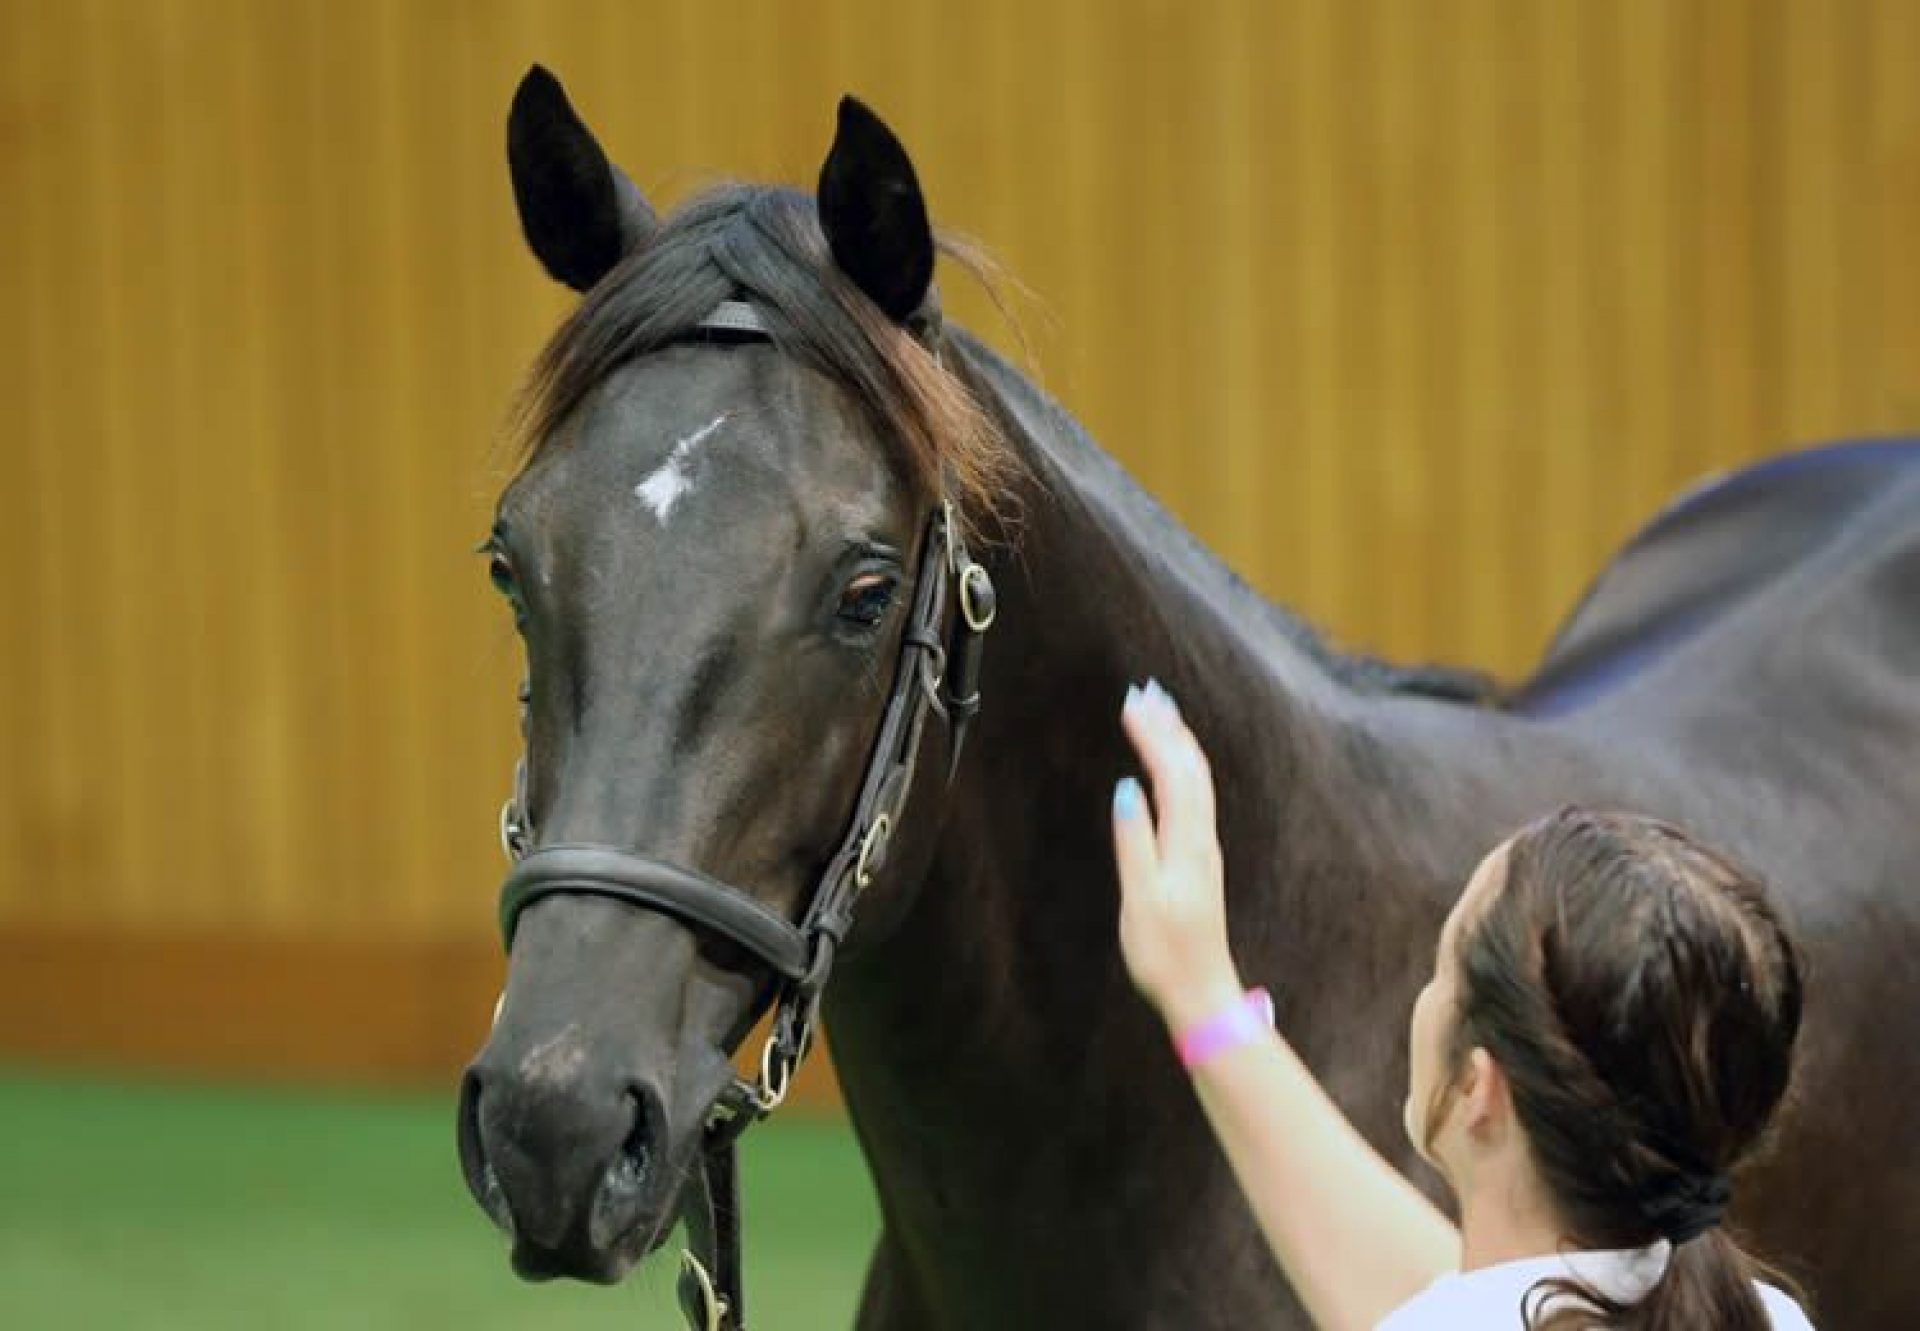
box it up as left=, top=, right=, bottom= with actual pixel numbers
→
left=1174, top=987, right=1275, bottom=1070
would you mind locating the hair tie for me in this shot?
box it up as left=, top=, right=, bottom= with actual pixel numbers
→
left=1644, top=1171, right=1733, bottom=1245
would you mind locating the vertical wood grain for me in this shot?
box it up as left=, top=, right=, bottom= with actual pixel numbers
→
left=2, top=0, right=1914, bottom=949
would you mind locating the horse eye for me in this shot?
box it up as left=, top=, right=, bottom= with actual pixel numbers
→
left=838, top=573, right=898, bottom=627
left=488, top=555, right=516, bottom=596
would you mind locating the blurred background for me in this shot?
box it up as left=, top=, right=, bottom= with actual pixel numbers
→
left=1, top=1, right=1914, bottom=1326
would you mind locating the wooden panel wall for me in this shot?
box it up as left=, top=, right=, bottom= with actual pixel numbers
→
left=1, top=0, right=1914, bottom=1083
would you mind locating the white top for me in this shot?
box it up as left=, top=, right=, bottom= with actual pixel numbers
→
left=1376, top=1243, right=1815, bottom=1329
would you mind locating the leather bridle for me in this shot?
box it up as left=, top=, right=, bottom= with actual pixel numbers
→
left=492, top=300, right=996, bottom=1331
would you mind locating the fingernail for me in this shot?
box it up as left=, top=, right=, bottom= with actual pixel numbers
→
left=1145, top=677, right=1177, bottom=714
left=1122, top=682, right=1143, bottom=714
left=1113, top=777, right=1143, bottom=818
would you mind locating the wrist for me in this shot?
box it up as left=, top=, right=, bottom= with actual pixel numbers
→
left=1170, top=986, right=1274, bottom=1070
left=1158, top=974, right=1247, bottom=1033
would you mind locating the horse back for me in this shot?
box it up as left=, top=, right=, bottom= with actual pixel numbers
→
left=1512, top=440, right=1920, bottom=1325
left=1516, top=438, right=1920, bottom=722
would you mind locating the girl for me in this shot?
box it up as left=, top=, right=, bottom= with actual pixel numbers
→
left=1112, top=680, right=1815, bottom=1329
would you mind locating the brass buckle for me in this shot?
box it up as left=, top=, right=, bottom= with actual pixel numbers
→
left=855, top=813, right=892, bottom=891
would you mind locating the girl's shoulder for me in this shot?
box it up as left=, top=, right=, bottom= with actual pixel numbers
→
left=1377, top=1254, right=1816, bottom=1330
left=1758, top=1280, right=1817, bottom=1330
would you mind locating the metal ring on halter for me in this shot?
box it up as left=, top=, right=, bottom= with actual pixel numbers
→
left=959, top=563, right=997, bottom=632
left=757, top=1036, right=793, bottom=1112
left=855, top=813, right=892, bottom=891
left=679, top=1251, right=727, bottom=1331
left=499, top=799, right=525, bottom=862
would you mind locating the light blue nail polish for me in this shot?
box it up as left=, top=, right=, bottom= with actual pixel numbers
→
left=1114, top=777, right=1143, bottom=818
left=1145, top=677, right=1177, bottom=713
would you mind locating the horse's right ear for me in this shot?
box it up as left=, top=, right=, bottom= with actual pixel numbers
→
left=507, top=65, right=657, bottom=293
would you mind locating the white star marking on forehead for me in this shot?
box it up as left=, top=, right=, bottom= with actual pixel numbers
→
left=633, top=413, right=730, bottom=523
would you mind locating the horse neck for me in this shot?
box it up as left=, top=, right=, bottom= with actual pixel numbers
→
left=823, top=333, right=1426, bottom=1221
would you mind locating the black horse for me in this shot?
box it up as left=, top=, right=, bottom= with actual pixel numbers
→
left=458, top=68, right=1920, bottom=1328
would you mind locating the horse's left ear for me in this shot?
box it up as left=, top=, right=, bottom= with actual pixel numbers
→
left=817, top=97, right=935, bottom=324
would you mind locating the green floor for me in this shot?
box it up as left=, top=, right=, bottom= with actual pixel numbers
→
left=0, top=1071, right=878, bottom=1330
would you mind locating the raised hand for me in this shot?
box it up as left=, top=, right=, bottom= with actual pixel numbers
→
left=1111, top=681, right=1245, bottom=1032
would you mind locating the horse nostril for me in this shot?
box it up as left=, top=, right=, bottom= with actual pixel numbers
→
left=588, top=1087, right=661, bottom=1251
left=621, top=1088, right=653, bottom=1174
left=604, top=1088, right=654, bottom=1200
left=457, top=1069, right=515, bottom=1238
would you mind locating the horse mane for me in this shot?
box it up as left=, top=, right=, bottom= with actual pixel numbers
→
left=1145, top=498, right=1500, bottom=704
left=514, top=185, right=1495, bottom=708
left=940, top=327, right=1501, bottom=707
left=511, top=183, right=1015, bottom=524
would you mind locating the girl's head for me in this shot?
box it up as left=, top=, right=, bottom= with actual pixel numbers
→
left=1405, top=808, right=1806, bottom=1324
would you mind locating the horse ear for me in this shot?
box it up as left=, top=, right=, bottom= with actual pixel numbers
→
left=817, top=96, right=935, bottom=324
left=507, top=65, right=657, bottom=293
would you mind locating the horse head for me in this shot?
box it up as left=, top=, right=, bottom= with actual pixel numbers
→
left=456, top=66, right=1003, bottom=1284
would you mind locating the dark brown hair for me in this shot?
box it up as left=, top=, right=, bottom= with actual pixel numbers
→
left=1444, top=808, right=1807, bottom=1329
left=511, top=182, right=1014, bottom=526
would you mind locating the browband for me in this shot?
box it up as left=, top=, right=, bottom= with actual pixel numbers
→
left=695, top=300, right=769, bottom=336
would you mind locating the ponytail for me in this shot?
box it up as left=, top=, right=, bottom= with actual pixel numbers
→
left=1524, top=1229, right=1799, bottom=1329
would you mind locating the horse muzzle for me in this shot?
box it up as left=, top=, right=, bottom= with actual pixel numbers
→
left=457, top=1055, right=680, bottom=1282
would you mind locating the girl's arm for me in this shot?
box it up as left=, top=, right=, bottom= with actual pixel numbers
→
left=1114, top=683, right=1458, bottom=1331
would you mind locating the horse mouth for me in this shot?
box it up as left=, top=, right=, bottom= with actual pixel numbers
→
left=507, top=1213, right=670, bottom=1285
left=458, top=1069, right=695, bottom=1284
left=507, top=1158, right=688, bottom=1284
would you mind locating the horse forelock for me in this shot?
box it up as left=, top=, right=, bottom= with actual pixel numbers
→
left=509, top=183, right=1016, bottom=535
